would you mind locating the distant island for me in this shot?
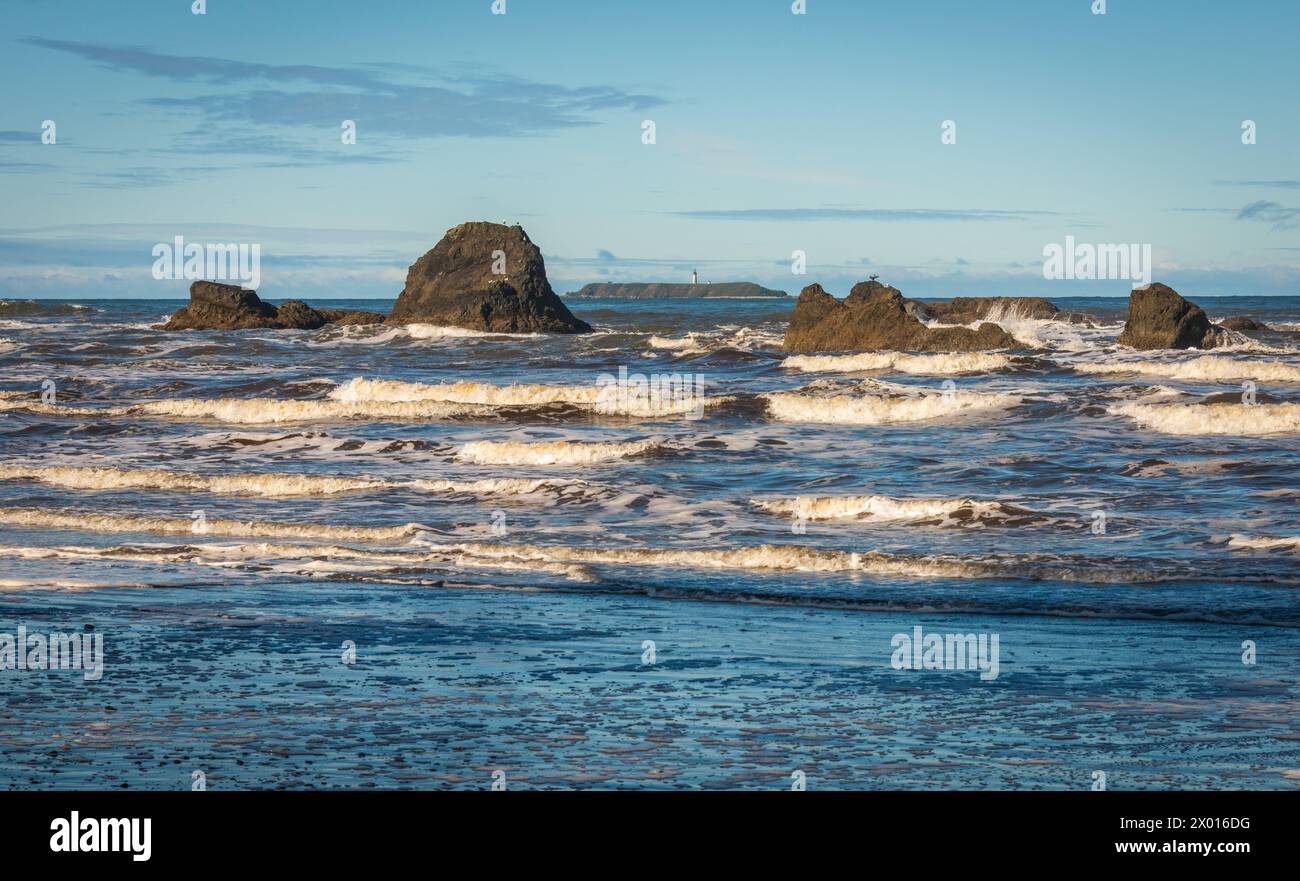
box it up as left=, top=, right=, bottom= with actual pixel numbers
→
left=566, top=282, right=789, bottom=300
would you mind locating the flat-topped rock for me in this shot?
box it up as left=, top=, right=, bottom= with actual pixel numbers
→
left=386, top=222, right=590, bottom=333
left=162, top=282, right=334, bottom=330
left=161, top=282, right=386, bottom=330
left=783, top=281, right=1019, bottom=352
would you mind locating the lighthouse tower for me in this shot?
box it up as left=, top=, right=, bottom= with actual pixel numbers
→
left=691, top=270, right=698, bottom=285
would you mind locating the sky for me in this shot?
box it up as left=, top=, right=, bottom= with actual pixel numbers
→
left=1, top=0, right=1298, bottom=300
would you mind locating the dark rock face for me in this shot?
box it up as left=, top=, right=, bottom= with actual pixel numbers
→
left=923, top=297, right=1058, bottom=323
left=783, top=281, right=1019, bottom=353
left=163, top=282, right=280, bottom=330
left=317, top=308, right=387, bottom=326
left=386, top=222, right=590, bottom=333
left=1219, top=316, right=1268, bottom=332
left=273, top=300, right=328, bottom=330
left=161, top=282, right=382, bottom=330
left=1116, top=284, right=1219, bottom=349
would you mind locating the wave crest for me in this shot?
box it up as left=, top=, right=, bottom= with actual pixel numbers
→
left=1109, top=401, right=1300, bottom=435
left=753, top=494, right=1044, bottom=527
left=783, top=352, right=1018, bottom=375
left=0, top=464, right=583, bottom=499
left=761, top=384, right=1020, bottom=425
left=456, top=439, right=662, bottom=466
left=1075, top=356, right=1300, bottom=383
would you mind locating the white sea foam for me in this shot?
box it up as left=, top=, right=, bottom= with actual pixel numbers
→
left=1223, top=534, right=1300, bottom=552
left=331, top=377, right=595, bottom=406
left=0, top=507, right=431, bottom=543
left=0, top=376, right=728, bottom=424
left=0, top=541, right=593, bottom=582
left=761, top=386, right=1020, bottom=425
left=646, top=327, right=782, bottom=354
left=456, top=439, right=662, bottom=466
left=648, top=335, right=701, bottom=351
left=0, top=575, right=151, bottom=590
left=783, top=351, right=1018, bottom=375
left=0, top=464, right=580, bottom=499
left=1075, top=356, right=1300, bottom=383
left=0, top=507, right=1170, bottom=584
left=1109, top=401, right=1300, bottom=435
left=0, top=396, right=491, bottom=424
left=923, top=304, right=1104, bottom=351
left=404, top=324, right=546, bottom=340
left=753, top=494, right=1040, bottom=526
left=137, top=397, right=490, bottom=424
left=330, top=376, right=731, bottom=417
left=310, top=323, right=547, bottom=347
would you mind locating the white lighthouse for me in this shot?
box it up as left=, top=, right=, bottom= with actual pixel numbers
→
left=691, top=270, right=698, bottom=285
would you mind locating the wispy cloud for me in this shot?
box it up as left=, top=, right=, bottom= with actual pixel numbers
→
left=1214, top=180, right=1300, bottom=189
left=1236, top=200, right=1300, bottom=230
left=26, top=37, right=666, bottom=140
left=669, top=208, right=1060, bottom=222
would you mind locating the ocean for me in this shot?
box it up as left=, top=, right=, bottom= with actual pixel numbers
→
left=1, top=295, right=1297, bottom=790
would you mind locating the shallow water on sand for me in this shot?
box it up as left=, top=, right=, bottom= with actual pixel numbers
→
left=1, top=295, right=1298, bottom=789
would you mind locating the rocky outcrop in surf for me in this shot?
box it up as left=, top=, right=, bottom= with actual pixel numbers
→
left=782, top=280, right=1018, bottom=353
left=1116, top=283, right=1224, bottom=350
left=316, top=308, right=386, bottom=326
left=161, top=282, right=385, bottom=330
left=1219, top=316, right=1269, bottom=332
left=918, top=297, right=1059, bottom=323
left=386, top=222, right=591, bottom=333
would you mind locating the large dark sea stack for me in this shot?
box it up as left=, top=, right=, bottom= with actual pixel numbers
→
left=386, top=222, right=591, bottom=333
left=1116, top=283, right=1219, bottom=349
left=783, top=279, right=1018, bottom=353
left=162, top=282, right=326, bottom=330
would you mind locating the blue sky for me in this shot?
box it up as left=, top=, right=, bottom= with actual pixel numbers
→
left=1, top=0, right=1298, bottom=299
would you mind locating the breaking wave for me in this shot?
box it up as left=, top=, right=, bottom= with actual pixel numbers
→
left=0, top=464, right=581, bottom=499
left=310, top=323, right=547, bottom=347
left=1074, top=356, right=1300, bottom=383
left=752, top=494, right=1049, bottom=527
left=0, top=506, right=1186, bottom=585
left=330, top=376, right=731, bottom=417
left=1221, top=534, right=1300, bottom=552
left=761, top=385, right=1021, bottom=425
left=646, top=327, right=783, bottom=354
left=0, top=396, right=489, bottom=424
left=924, top=305, right=1104, bottom=350
left=456, top=439, right=662, bottom=466
left=1108, top=401, right=1300, bottom=435
left=783, top=351, right=1019, bottom=375
left=0, top=507, right=430, bottom=543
